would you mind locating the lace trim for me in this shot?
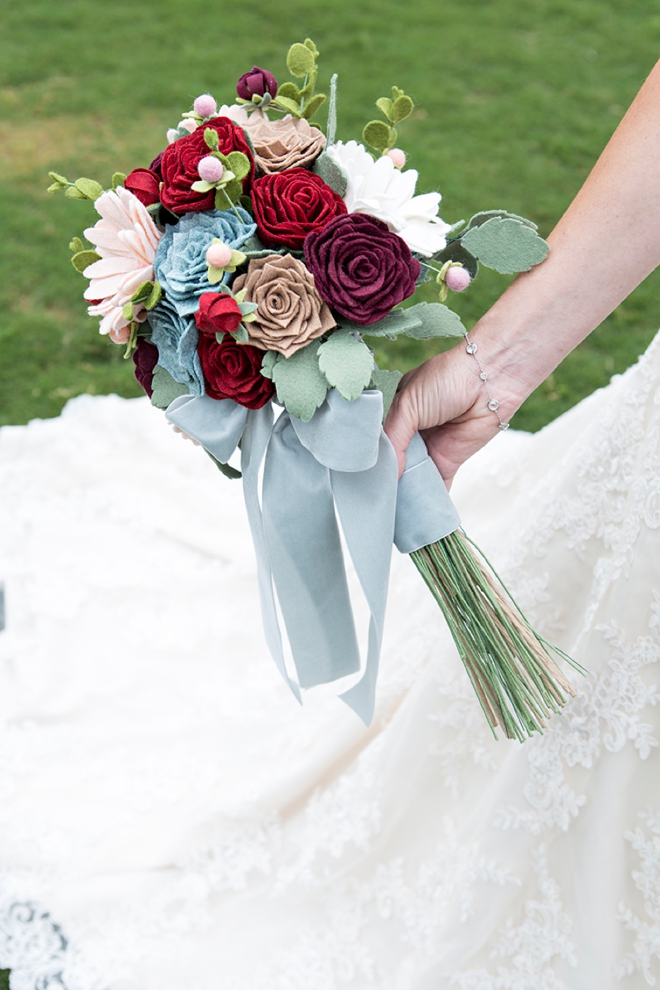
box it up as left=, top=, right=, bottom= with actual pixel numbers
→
left=616, top=810, right=660, bottom=985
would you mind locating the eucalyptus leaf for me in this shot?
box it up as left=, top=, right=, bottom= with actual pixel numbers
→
left=231, top=323, right=249, bottom=343
left=466, top=209, right=537, bottom=232
left=369, top=368, right=403, bottom=419
left=277, top=81, right=301, bottom=103
left=260, top=350, right=279, bottom=380
left=74, top=177, right=104, bottom=200
left=271, top=342, right=328, bottom=421
left=363, top=120, right=390, bottom=152
left=391, top=95, right=413, bottom=123
left=302, top=94, right=326, bottom=120
left=375, top=97, right=393, bottom=121
left=48, top=171, right=69, bottom=186
left=226, top=152, right=250, bottom=181
left=344, top=309, right=423, bottom=338
left=70, top=249, right=101, bottom=273
left=287, top=42, right=315, bottom=77
left=273, top=95, right=303, bottom=117
left=311, top=151, right=348, bottom=197
left=112, top=172, right=127, bottom=190
left=150, top=365, right=189, bottom=410
left=317, top=331, right=374, bottom=401
left=64, top=186, right=88, bottom=200
left=401, top=302, right=466, bottom=338
left=69, top=237, right=84, bottom=253
left=461, top=217, right=550, bottom=274
left=205, top=449, right=242, bottom=480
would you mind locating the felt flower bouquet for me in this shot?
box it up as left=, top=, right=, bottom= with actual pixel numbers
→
left=50, top=40, right=580, bottom=740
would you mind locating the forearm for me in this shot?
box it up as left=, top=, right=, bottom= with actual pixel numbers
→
left=470, top=58, right=660, bottom=416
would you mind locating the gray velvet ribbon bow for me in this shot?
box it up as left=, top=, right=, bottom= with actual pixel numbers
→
left=167, top=389, right=460, bottom=725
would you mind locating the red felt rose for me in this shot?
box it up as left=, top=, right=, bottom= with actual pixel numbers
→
left=250, top=169, right=347, bottom=250
left=124, top=168, right=161, bottom=207
left=195, top=293, right=243, bottom=338
left=198, top=335, right=274, bottom=409
left=160, top=117, right=254, bottom=215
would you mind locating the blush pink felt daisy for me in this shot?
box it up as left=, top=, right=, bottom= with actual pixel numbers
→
left=83, top=187, right=162, bottom=339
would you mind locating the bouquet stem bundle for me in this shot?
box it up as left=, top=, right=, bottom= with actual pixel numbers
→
left=410, top=531, right=579, bottom=741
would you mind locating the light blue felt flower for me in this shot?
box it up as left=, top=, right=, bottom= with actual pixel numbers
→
left=147, top=297, right=205, bottom=396
left=154, top=207, right=256, bottom=317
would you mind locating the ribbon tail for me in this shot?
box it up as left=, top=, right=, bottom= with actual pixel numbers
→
left=332, top=432, right=399, bottom=726
left=241, top=405, right=301, bottom=704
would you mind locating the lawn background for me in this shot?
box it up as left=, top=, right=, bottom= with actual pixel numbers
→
left=1, top=0, right=660, bottom=434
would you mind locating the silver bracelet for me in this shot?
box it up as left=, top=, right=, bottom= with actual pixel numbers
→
left=464, top=332, right=510, bottom=431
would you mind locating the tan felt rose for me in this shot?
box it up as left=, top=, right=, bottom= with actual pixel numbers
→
left=233, top=255, right=335, bottom=357
left=245, top=116, right=326, bottom=174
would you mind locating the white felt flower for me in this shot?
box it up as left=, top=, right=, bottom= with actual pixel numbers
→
left=83, top=187, right=162, bottom=338
left=326, top=140, right=452, bottom=257
left=217, top=104, right=269, bottom=126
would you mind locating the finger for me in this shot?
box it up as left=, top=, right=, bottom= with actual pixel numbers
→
left=383, top=389, right=418, bottom=478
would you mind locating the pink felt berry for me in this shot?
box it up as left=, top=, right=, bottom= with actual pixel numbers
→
left=386, top=148, right=406, bottom=169
left=205, top=241, right=233, bottom=268
left=109, top=325, right=131, bottom=345
left=194, top=94, right=217, bottom=118
left=445, top=266, right=471, bottom=292
left=198, top=156, right=224, bottom=183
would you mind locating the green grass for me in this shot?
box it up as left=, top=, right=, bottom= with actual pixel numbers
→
left=1, top=0, right=660, bottom=429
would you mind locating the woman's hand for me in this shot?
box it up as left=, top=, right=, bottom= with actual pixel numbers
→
left=384, top=342, right=518, bottom=487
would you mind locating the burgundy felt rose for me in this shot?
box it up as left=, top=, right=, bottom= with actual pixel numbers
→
left=198, top=335, right=274, bottom=409
left=304, top=214, right=421, bottom=325
left=237, top=66, right=278, bottom=101
left=124, top=168, right=161, bottom=207
left=195, top=293, right=243, bottom=338
left=149, top=152, right=164, bottom=178
left=132, top=338, right=159, bottom=397
left=251, top=169, right=347, bottom=250
left=159, top=118, right=254, bottom=215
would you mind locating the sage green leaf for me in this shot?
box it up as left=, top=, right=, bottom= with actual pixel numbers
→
left=238, top=195, right=254, bottom=216
left=150, top=365, right=189, bottom=410
left=71, top=250, right=101, bottom=273
left=431, top=240, right=479, bottom=279
left=215, top=332, right=225, bottom=344
left=461, top=217, right=549, bottom=274
left=277, top=81, right=301, bottom=103
left=204, top=128, right=220, bottom=151
left=48, top=171, right=69, bottom=186
left=302, top=94, right=326, bottom=120
left=69, top=236, right=84, bottom=253
left=317, top=331, right=373, bottom=401
left=226, top=151, right=250, bottom=181
left=466, top=209, right=537, bottom=232
left=260, top=350, right=279, bottom=380
left=205, top=449, right=242, bottom=480
left=112, top=172, right=127, bottom=190
left=401, top=302, right=466, bottom=338
left=391, top=95, right=413, bottom=123
left=369, top=368, right=403, bottom=419
left=287, top=42, right=315, bottom=77
left=375, top=97, right=393, bottom=121
left=273, top=95, right=303, bottom=117
left=74, top=177, right=104, bottom=200
left=231, top=323, right=249, bottom=343
left=345, top=309, right=423, bottom=338
left=64, top=186, right=88, bottom=200
left=207, top=266, right=225, bottom=285
left=239, top=301, right=258, bottom=316
left=192, top=179, right=215, bottom=193
left=363, top=120, right=390, bottom=152
left=271, top=342, right=328, bottom=421
left=131, top=280, right=154, bottom=303
left=145, top=281, right=162, bottom=311
left=311, top=151, right=348, bottom=197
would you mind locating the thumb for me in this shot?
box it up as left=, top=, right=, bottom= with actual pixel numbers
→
left=383, top=389, right=417, bottom=478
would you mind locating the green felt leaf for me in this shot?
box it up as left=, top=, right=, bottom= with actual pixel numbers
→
left=145, top=281, right=162, bottom=310
left=150, top=365, right=189, bottom=410
left=207, top=265, right=224, bottom=285
left=363, top=120, right=390, bottom=152
left=122, top=302, right=134, bottom=321
left=376, top=97, right=393, bottom=121
left=277, top=81, right=301, bottom=103
left=391, top=86, right=405, bottom=100
left=346, top=309, right=423, bottom=338
left=461, top=217, right=550, bottom=274
left=273, top=95, right=303, bottom=117
left=112, top=171, right=127, bottom=190
left=232, top=323, right=249, bottom=343
left=401, top=301, right=466, bottom=338
left=70, top=249, right=101, bottom=272
left=239, top=300, right=258, bottom=316
left=215, top=332, right=225, bottom=344
left=204, top=127, right=220, bottom=151
left=298, top=71, right=317, bottom=100
left=131, top=280, right=154, bottom=303
left=302, top=94, right=326, bottom=120
left=304, top=38, right=319, bottom=56
left=48, top=171, right=69, bottom=186
left=260, top=350, right=278, bottom=380
left=317, top=331, right=374, bottom=401
left=369, top=367, right=403, bottom=419
left=74, top=177, right=104, bottom=200
left=205, top=449, right=242, bottom=480
left=466, top=209, right=537, bottom=232
left=223, top=178, right=243, bottom=204
left=238, top=194, right=254, bottom=216
left=226, top=151, right=250, bottom=181
left=69, top=236, right=84, bottom=253
left=431, top=240, right=479, bottom=279
left=391, top=95, right=413, bottom=123
left=311, top=151, right=348, bottom=197
left=64, top=186, right=88, bottom=200
left=192, top=179, right=215, bottom=193
left=287, top=42, right=315, bottom=77
left=271, top=342, right=328, bottom=421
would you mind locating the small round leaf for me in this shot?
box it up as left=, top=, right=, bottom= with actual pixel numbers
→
left=362, top=120, right=391, bottom=152
left=287, top=43, right=315, bottom=78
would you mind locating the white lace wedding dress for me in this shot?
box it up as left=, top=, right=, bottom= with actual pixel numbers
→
left=1, top=333, right=660, bottom=990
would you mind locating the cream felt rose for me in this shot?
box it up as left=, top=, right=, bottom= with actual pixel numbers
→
left=233, top=254, right=335, bottom=357
left=246, top=116, right=326, bottom=174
